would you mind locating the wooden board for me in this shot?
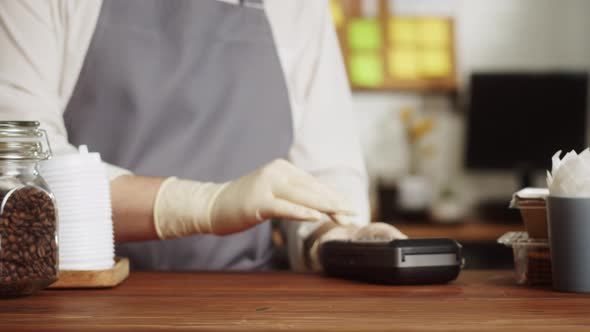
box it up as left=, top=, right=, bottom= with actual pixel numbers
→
left=3, top=271, right=590, bottom=331
left=394, top=222, right=525, bottom=242
left=48, top=257, right=129, bottom=289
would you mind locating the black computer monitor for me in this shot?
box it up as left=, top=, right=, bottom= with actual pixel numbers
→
left=465, top=72, right=588, bottom=187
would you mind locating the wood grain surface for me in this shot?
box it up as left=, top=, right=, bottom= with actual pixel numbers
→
left=395, top=222, right=524, bottom=242
left=1, top=271, right=588, bottom=331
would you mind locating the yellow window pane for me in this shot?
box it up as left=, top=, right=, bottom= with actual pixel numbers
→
left=348, top=53, right=384, bottom=87
left=389, top=18, right=419, bottom=45
left=348, top=19, right=382, bottom=50
left=330, top=0, right=345, bottom=28
left=389, top=48, right=419, bottom=80
left=419, top=19, right=451, bottom=47
left=420, top=49, right=452, bottom=77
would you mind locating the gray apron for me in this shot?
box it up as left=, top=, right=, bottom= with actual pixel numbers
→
left=64, top=0, right=293, bottom=271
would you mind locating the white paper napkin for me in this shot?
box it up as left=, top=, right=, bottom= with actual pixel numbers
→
left=547, top=148, right=590, bottom=197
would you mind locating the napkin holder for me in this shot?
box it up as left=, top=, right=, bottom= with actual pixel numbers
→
left=510, top=188, right=549, bottom=239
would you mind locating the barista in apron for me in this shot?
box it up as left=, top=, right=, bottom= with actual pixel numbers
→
left=63, top=0, right=347, bottom=270
left=0, top=0, right=408, bottom=272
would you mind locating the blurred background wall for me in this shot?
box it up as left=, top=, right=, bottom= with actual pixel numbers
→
left=350, top=0, right=590, bottom=217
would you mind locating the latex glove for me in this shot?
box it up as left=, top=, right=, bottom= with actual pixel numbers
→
left=154, top=159, right=356, bottom=239
left=308, top=222, right=407, bottom=272
left=352, top=222, right=408, bottom=242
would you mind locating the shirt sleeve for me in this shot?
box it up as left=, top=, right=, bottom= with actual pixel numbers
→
left=270, top=1, right=370, bottom=271
left=0, top=0, right=130, bottom=180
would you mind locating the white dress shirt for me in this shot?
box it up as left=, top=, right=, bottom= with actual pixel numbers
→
left=0, top=0, right=369, bottom=270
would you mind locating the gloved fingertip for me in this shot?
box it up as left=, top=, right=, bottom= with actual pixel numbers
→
left=333, top=207, right=358, bottom=216
left=320, top=213, right=333, bottom=223
left=391, top=229, right=409, bottom=239
left=305, top=210, right=323, bottom=222
left=328, top=213, right=354, bottom=226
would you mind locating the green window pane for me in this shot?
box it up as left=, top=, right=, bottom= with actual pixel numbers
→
left=348, top=18, right=382, bottom=50
left=349, top=53, right=384, bottom=87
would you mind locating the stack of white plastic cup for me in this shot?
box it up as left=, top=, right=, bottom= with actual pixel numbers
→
left=40, top=145, right=115, bottom=270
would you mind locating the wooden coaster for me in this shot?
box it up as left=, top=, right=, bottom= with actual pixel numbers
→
left=48, top=257, right=130, bottom=289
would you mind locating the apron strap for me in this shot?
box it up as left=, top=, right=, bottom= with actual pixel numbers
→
left=239, top=0, right=263, bottom=9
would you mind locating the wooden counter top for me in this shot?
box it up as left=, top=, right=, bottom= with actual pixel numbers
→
left=395, top=222, right=524, bottom=242
left=1, top=271, right=589, bottom=331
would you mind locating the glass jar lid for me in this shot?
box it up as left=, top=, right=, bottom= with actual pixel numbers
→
left=0, top=121, right=52, bottom=160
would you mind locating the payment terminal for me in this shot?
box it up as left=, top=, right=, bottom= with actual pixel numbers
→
left=320, top=238, right=463, bottom=284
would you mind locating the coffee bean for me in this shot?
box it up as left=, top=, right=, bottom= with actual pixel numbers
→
left=0, top=186, right=58, bottom=297
left=37, top=246, right=45, bottom=258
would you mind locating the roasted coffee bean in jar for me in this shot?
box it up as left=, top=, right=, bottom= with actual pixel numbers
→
left=0, top=121, right=57, bottom=297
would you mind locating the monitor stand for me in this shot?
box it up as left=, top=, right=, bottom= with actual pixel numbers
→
left=518, top=168, right=533, bottom=189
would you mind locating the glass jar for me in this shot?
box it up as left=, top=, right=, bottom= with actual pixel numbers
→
left=0, top=121, right=58, bottom=297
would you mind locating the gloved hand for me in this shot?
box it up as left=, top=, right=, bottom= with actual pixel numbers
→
left=154, top=159, right=356, bottom=239
left=307, top=222, right=407, bottom=272
left=351, top=222, right=408, bottom=242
